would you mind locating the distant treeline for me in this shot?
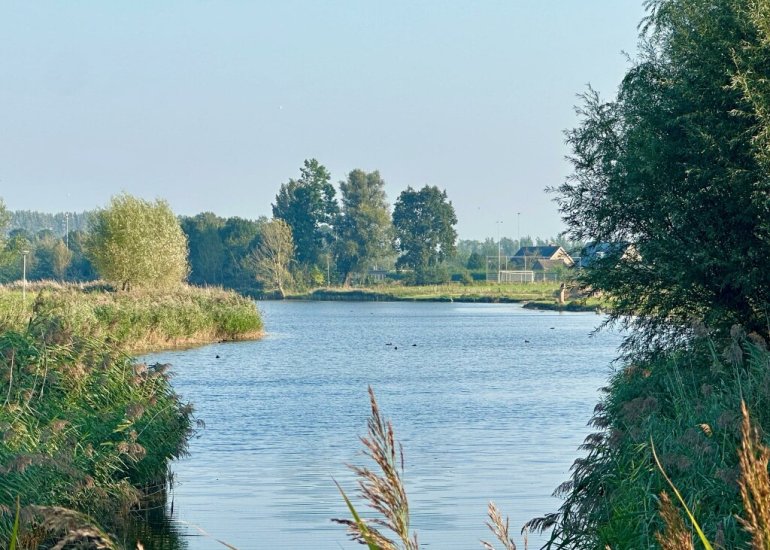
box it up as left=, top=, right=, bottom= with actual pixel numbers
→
left=1, top=207, right=579, bottom=294
left=9, top=210, right=92, bottom=236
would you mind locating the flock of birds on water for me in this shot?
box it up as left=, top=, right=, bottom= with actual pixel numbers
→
left=211, top=311, right=557, bottom=357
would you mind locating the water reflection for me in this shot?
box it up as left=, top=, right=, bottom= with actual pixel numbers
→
left=118, top=493, right=189, bottom=550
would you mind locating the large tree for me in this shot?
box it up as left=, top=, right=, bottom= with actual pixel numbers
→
left=392, top=185, right=457, bottom=283
left=250, top=218, right=295, bottom=298
left=88, top=194, right=189, bottom=290
left=335, top=169, right=393, bottom=285
left=555, top=0, right=770, bottom=355
left=181, top=212, right=226, bottom=286
left=272, top=159, right=338, bottom=267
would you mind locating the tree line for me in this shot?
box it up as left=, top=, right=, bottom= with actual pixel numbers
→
left=0, top=159, right=570, bottom=293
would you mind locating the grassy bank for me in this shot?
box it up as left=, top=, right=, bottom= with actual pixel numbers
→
left=286, top=282, right=599, bottom=310
left=535, top=334, right=770, bottom=548
left=0, top=281, right=263, bottom=353
left=0, top=318, right=193, bottom=548
left=0, top=281, right=262, bottom=548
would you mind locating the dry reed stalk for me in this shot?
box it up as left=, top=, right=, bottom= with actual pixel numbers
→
left=333, top=386, right=418, bottom=550
left=737, top=400, right=770, bottom=549
left=481, top=501, right=526, bottom=550
left=655, top=492, right=695, bottom=550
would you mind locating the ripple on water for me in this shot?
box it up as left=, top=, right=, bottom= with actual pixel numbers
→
left=143, top=301, right=622, bottom=549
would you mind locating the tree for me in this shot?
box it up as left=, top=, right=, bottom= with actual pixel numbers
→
left=181, top=212, right=226, bottom=286
left=335, top=169, right=394, bottom=285
left=33, top=234, right=72, bottom=280
left=219, top=216, right=264, bottom=292
left=466, top=251, right=484, bottom=270
left=272, top=159, right=338, bottom=267
left=392, top=185, right=457, bottom=283
left=554, top=0, right=770, bottom=355
left=65, top=230, right=97, bottom=281
left=250, top=218, right=295, bottom=298
left=87, top=194, right=189, bottom=291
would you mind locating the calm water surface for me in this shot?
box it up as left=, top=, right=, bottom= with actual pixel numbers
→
left=143, top=301, right=622, bottom=549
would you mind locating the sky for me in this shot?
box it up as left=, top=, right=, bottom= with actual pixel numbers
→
left=0, top=1, right=646, bottom=241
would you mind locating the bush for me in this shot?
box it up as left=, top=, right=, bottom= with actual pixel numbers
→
left=537, top=333, right=770, bottom=549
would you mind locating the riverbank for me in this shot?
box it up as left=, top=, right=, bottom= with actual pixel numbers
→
left=0, top=282, right=263, bottom=548
left=285, top=283, right=601, bottom=312
left=0, top=281, right=264, bottom=353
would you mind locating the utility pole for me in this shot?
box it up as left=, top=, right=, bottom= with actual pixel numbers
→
left=496, top=220, right=503, bottom=283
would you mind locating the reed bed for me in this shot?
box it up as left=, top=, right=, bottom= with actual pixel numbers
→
left=527, top=332, right=770, bottom=549
left=0, top=281, right=263, bottom=353
left=0, top=314, right=194, bottom=548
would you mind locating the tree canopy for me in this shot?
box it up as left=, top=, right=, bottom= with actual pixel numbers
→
left=335, top=169, right=394, bottom=285
left=393, top=185, right=457, bottom=283
left=88, top=194, right=189, bottom=290
left=555, top=0, right=770, bottom=354
left=272, top=159, right=338, bottom=267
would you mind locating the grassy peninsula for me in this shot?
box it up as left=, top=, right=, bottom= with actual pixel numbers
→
left=0, top=281, right=263, bottom=353
left=0, top=281, right=262, bottom=548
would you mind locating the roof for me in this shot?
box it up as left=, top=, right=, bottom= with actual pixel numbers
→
left=578, top=242, right=632, bottom=268
left=513, top=245, right=563, bottom=258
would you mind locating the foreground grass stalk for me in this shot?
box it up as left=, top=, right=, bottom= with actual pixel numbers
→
left=651, top=439, right=714, bottom=550
left=481, top=502, right=527, bottom=550
left=333, top=387, right=418, bottom=550
left=737, top=400, right=770, bottom=549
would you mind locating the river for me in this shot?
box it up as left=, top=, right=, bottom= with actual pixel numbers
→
left=137, top=300, right=622, bottom=549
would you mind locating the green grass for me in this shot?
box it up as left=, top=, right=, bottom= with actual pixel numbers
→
left=287, top=281, right=591, bottom=304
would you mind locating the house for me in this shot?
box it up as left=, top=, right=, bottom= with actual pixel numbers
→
left=577, top=242, right=636, bottom=268
left=509, top=245, right=575, bottom=270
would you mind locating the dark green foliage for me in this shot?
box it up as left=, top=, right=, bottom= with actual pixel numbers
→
left=180, top=214, right=265, bottom=294
left=181, top=212, right=227, bottom=286
left=273, top=159, right=338, bottom=267
left=219, top=216, right=264, bottom=292
left=0, top=314, right=194, bottom=547
left=556, top=0, right=770, bottom=358
left=466, top=251, right=484, bottom=270
left=555, top=0, right=770, bottom=356
left=393, top=186, right=457, bottom=285
left=535, top=335, right=770, bottom=549
left=335, top=169, right=394, bottom=285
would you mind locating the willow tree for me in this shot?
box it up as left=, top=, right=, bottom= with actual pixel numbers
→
left=250, top=218, right=295, bottom=298
left=88, top=194, right=189, bottom=291
left=555, top=0, right=770, bottom=355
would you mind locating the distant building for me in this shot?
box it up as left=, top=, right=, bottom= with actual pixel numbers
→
left=509, top=245, right=574, bottom=270
left=577, top=242, right=636, bottom=268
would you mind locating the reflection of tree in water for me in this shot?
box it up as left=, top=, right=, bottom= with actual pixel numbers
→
left=118, top=496, right=189, bottom=550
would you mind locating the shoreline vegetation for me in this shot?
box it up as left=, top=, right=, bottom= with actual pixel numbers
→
left=0, top=281, right=264, bottom=353
left=282, top=282, right=602, bottom=312
left=0, top=281, right=263, bottom=548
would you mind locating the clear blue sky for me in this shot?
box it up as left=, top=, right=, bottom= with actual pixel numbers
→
left=0, top=1, right=646, bottom=240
